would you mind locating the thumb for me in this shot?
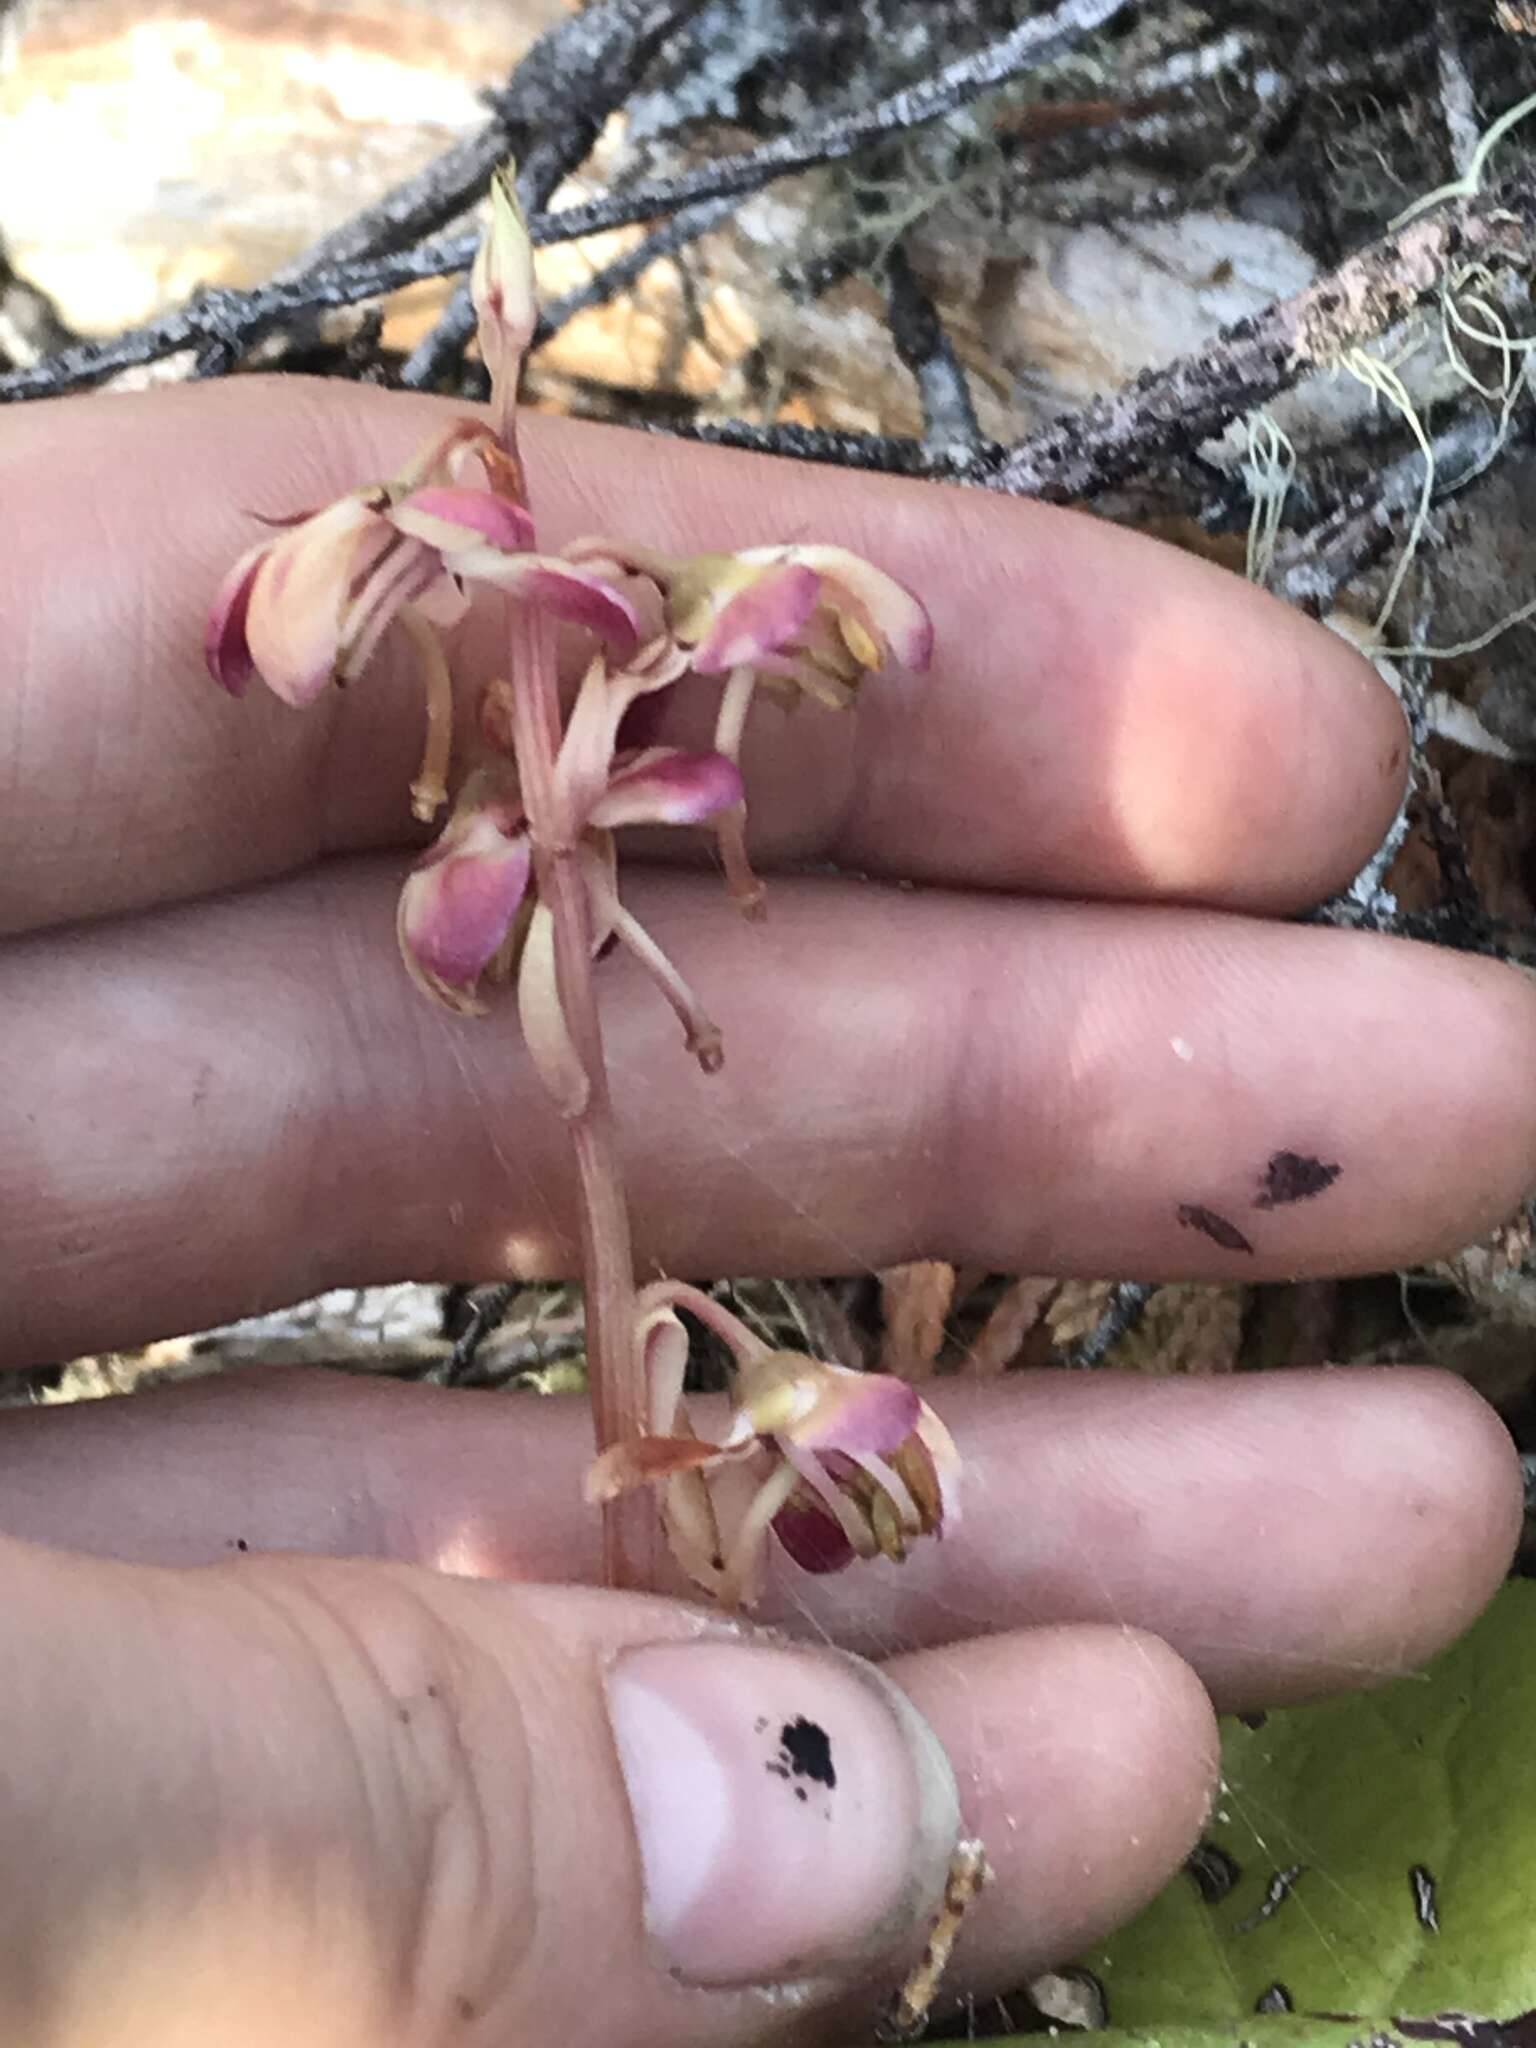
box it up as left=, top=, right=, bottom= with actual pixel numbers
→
left=0, top=1535, right=962, bottom=2047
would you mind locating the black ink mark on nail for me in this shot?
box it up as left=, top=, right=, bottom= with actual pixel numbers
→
left=1255, top=1151, right=1342, bottom=1209
left=753, top=1716, right=768, bottom=1734
left=1411, top=1863, right=1440, bottom=1932
left=1256, top=1984, right=1295, bottom=2014
left=778, top=1715, right=836, bottom=1791
left=1236, top=1863, right=1306, bottom=1933
left=1177, top=1203, right=1255, bottom=1254
left=1186, top=1840, right=1242, bottom=1905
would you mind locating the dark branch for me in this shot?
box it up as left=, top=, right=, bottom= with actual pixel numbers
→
left=1274, top=411, right=1504, bottom=617
left=279, top=0, right=705, bottom=277
left=537, top=196, right=737, bottom=347
left=885, top=244, right=982, bottom=451
left=658, top=414, right=1003, bottom=481
left=534, top=0, right=1139, bottom=245
left=993, top=172, right=1536, bottom=502
left=1063, top=1284, right=1157, bottom=1369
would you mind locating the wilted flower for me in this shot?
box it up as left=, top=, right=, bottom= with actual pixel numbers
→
left=205, top=422, right=640, bottom=824
left=396, top=768, right=533, bottom=1014
left=397, top=709, right=743, bottom=1094
left=568, top=539, right=933, bottom=704
left=566, top=538, right=932, bottom=909
left=587, top=1303, right=960, bottom=1609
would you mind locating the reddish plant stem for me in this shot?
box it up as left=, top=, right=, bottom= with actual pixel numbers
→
left=505, top=600, right=655, bottom=1593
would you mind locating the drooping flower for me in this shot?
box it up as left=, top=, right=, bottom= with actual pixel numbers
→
left=567, top=539, right=933, bottom=705
left=396, top=713, right=744, bottom=1090
left=207, top=447, right=639, bottom=701
left=565, top=537, right=933, bottom=909
left=586, top=1294, right=960, bottom=1609
left=205, top=419, right=641, bottom=822
left=396, top=768, right=533, bottom=1015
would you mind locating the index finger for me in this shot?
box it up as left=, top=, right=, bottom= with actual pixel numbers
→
left=0, top=377, right=1405, bottom=936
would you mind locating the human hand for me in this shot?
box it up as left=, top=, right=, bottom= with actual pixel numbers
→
left=0, top=381, right=1528, bottom=2046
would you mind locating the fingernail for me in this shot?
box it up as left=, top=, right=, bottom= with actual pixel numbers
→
left=607, top=1638, right=959, bottom=1987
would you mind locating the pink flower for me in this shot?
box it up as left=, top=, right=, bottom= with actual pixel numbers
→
left=565, top=538, right=932, bottom=911
left=396, top=770, right=533, bottom=1016
left=587, top=1298, right=960, bottom=1609
left=396, top=736, right=744, bottom=1088
left=568, top=539, right=933, bottom=706
left=206, top=433, right=638, bottom=710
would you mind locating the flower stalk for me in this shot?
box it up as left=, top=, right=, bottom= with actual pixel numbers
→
left=500, top=598, right=653, bottom=1589
left=202, top=158, right=943, bottom=1610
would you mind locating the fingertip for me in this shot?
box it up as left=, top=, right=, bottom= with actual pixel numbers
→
left=1340, top=1366, right=1522, bottom=1671
left=1101, top=554, right=1412, bottom=913
left=890, top=1623, right=1219, bottom=1982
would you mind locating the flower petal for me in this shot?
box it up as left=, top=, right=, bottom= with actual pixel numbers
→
left=516, top=903, right=591, bottom=1114
left=585, top=1433, right=726, bottom=1503
left=204, top=541, right=267, bottom=697
left=390, top=486, right=536, bottom=556
left=452, top=549, right=641, bottom=657
left=741, top=1354, right=923, bottom=1456
left=243, top=496, right=385, bottom=706
left=587, top=748, right=745, bottom=830
left=688, top=561, right=822, bottom=674
left=396, top=795, right=531, bottom=1015
left=336, top=540, right=443, bottom=686
left=758, top=545, right=934, bottom=671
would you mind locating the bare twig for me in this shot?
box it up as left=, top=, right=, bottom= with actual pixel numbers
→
left=539, top=197, right=737, bottom=346
left=280, top=0, right=705, bottom=277
left=1063, top=1283, right=1156, bottom=1368
left=886, top=244, right=982, bottom=451
left=1274, top=410, right=1503, bottom=615
left=0, top=244, right=74, bottom=370
left=662, top=414, right=1002, bottom=479
left=993, top=173, right=1536, bottom=501
left=1436, top=4, right=1483, bottom=181
left=0, top=0, right=1133, bottom=408
left=535, top=0, right=1139, bottom=245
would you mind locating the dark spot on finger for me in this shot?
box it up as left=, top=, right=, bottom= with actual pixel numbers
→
left=1177, top=1203, right=1255, bottom=1254
left=1255, top=1150, right=1342, bottom=1208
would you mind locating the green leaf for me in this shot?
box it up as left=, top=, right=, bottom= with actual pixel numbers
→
left=1074, top=1581, right=1536, bottom=2025
left=928, top=1583, right=1536, bottom=2047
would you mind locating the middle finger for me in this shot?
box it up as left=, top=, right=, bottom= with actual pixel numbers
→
left=4, top=863, right=1533, bottom=1365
